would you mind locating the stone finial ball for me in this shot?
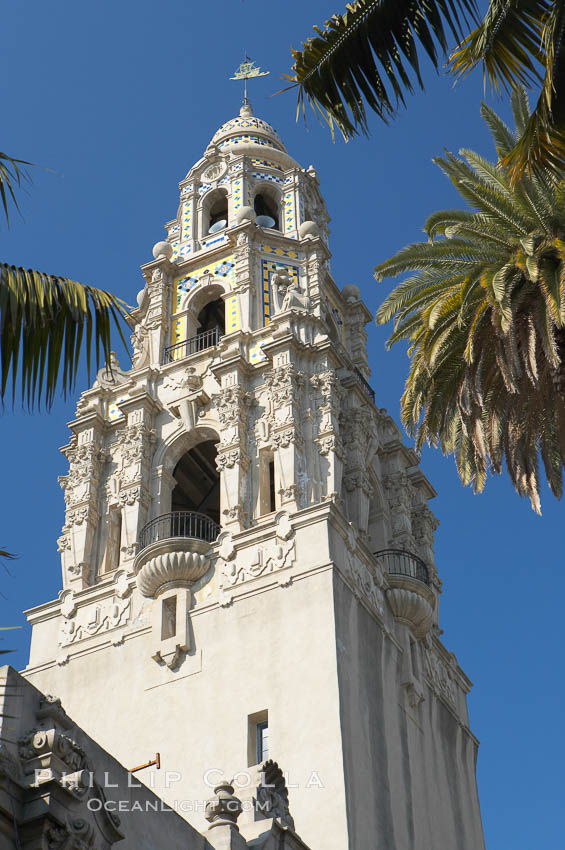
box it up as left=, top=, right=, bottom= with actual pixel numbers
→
left=342, top=284, right=361, bottom=302
left=235, top=206, right=256, bottom=224
left=152, top=240, right=173, bottom=260
left=136, top=288, right=145, bottom=306
left=298, top=220, right=320, bottom=239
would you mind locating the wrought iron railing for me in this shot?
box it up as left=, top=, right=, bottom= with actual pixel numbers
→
left=373, top=549, right=430, bottom=586
left=163, top=327, right=221, bottom=364
left=139, top=511, right=220, bottom=551
left=353, top=367, right=375, bottom=403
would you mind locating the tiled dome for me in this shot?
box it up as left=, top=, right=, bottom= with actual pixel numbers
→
left=210, top=104, right=285, bottom=152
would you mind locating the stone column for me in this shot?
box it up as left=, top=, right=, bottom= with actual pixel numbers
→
left=214, top=383, right=252, bottom=532
left=265, top=356, right=306, bottom=513
left=58, top=412, right=106, bottom=590
left=232, top=225, right=255, bottom=331
left=151, top=464, right=177, bottom=519
left=383, top=469, right=415, bottom=552
left=343, top=290, right=372, bottom=375
left=341, top=406, right=376, bottom=535
left=111, top=394, right=160, bottom=571
left=139, top=256, right=175, bottom=367
left=311, top=369, right=345, bottom=502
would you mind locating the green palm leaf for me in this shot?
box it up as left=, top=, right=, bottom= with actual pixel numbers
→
left=284, top=0, right=479, bottom=140
left=0, top=264, right=130, bottom=409
left=0, top=152, right=31, bottom=225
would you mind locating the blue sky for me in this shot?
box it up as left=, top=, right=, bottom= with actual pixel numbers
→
left=1, top=2, right=563, bottom=846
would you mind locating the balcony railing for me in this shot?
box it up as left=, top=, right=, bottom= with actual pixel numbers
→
left=353, top=367, right=375, bottom=403
left=373, top=549, right=430, bottom=586
left=163, top=327, right=221, bottom=364
left=139, top=511, right=220, bottom=552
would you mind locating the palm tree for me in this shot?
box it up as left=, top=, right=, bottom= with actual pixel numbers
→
left=1, top=151, right=129, bottom=408
left=374, top=88, right=565, bottom=513
left=287, top=0, right=565, bottom=179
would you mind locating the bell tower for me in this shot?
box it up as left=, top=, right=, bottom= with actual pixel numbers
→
left=23, top=98, right=485, bottom=849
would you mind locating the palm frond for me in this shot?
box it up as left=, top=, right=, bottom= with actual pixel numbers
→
left=450, top=0, right=548, bottom=90
left=451, top=2, right=565, bottom=180
left=284, top=0, right=479, bottom=140
left=0, top=152, right=32, bottom=226
left=0, top=264, right=130, bottom=409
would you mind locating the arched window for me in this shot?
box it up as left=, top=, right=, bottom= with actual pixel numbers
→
left=197, top=297, right=225, bottom=340
left=254, top=190, right=279, bottom=230
left=171, top=439, right=220, bottom=525
left=203, top=189, right=228, bottom=236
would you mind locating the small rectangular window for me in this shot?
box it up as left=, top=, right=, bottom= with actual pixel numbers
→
left=247, top=709, right=269, bottom=766
left=257, top=720, right=269, bottom=762
left=258, top=450, right=276, bottom=516
left=161, top=596, right=177, bottom=640
left=103, top=507, right=122, bottom=573
left=268, top=460, right=276, bottom=512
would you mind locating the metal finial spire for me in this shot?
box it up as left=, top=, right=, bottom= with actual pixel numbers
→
left=230, top=55, right=269, bottom=107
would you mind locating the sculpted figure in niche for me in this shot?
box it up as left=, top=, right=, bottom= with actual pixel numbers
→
left=131, top=323, right=149, bottom=369
left=272, top=271, right=310, bottom=314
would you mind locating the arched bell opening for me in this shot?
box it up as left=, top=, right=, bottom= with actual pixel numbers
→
left=203, top=188, right=228, bottom=236
left=254, top=189, right=280, bottom=230
left=196, top=297, right=225, bottom=346
left=171, top=439, right=220, bottom=526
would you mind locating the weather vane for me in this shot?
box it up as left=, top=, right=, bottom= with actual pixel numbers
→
left=230, top=56, right=269, bottom=106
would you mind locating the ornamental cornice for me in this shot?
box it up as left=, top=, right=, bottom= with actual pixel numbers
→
left=343, top=469, right=374, bottom=497
left=217, top=512, right=295, bottom=591
left=271, top=426, right=303, bottom=449
left=422, top=647, right=459, bottom=710
left=216, top=447, right=250, bottom=471
left=316, top=434, right=345, bottom=459
left=213, top=385, right=252, bottom=426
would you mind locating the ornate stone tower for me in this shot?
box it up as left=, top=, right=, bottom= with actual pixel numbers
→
left=24, top=102, right=485, bottom=849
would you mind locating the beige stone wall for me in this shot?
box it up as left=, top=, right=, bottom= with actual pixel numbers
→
left=25, top=550, right=349, bottom=846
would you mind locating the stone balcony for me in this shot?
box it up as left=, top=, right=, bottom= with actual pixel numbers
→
left=374, top=549, right=436, bottom=638
left=134, top=510, right=220, bottom=598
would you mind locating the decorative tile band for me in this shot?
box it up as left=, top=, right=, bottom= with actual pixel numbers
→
left=173, top=315, right=187, bottom=345
left=249, top=337, right=272, bottom=364
left=182, top=201, right=192, bottom=241
left=225, top=295, right=240, bottom=334
left=284, top=191, right=295, bottom=232
left=212, top=115, right=281, bottom=142
left=252, top=172, right=284, bottom=184
left=251, top=157, right=283, bottom=172
left=233, top=178, right=243, bottom=210
left=260, top=244, right=299, bottom=260
left=108, top=396, right=128, bottom=422
left=203, top=234, right=227, bottom=248
left=218, top=135, right=283, bottom=150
